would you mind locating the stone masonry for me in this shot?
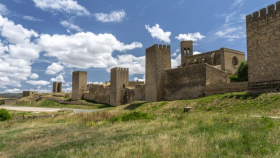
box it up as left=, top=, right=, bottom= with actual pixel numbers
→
left=72, top=71, right=87, bottom=101
left=247, top=1, right=280, bottom=93
left=145, top=44, right=171, bottom=102
left=22, top=91, right=35, bottom=97
left=53, top=82, right=62, bottom=93
left=110, top=67, right=129, bottom=106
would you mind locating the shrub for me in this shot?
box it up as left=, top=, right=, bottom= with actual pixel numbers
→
left=0, top=109, right=12, bottom=121
left=230, top=75, right=239, bottom=82
left=110, top=111, right=154, bottom=123
left=236, top=61, right=248, bottom=81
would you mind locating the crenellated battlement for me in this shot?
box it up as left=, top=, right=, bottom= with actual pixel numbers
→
left=73, top=71, right=87, bottom=74
left=111, top=67, right=129, bottom=74
left=246, top=1, right=280, bottom=27
left=146, top=44, right=171, bottom=52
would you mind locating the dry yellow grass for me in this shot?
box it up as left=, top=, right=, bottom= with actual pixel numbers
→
left=1, top=92, right=280, bottom=157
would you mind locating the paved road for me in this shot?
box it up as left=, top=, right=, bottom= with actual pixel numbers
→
left=0, top=105, right=107, bottom=113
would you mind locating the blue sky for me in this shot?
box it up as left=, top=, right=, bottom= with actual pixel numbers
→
left=0, top=0, right=276, bottom=93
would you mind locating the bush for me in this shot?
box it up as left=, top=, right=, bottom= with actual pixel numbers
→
left=236, top=61, right=248, bottom=81
left=0, top=109, right=12, bottom=121
left=110, top=111, right=154, bottom=123
left=230, top=75, right=239, bottom=82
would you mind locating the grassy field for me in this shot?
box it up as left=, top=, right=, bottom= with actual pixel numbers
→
left=1, top=92, right=280, bottom=157
left=14, top=99, right=111, bottom=110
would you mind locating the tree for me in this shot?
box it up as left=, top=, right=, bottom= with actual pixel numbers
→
left=236, top=60, right=248, bottom=82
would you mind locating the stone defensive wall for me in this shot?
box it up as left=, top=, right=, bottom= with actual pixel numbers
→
left=205, top=82, right=248, bottom=96
left=164, top=64, right=232, bottom=100
left=84, top=84, right=110, bottom=105
left=164, top=64, right=208, bottom=100
left=247, top=1, right=280, bottom=93
left=206, top=64, right=229, bottom=85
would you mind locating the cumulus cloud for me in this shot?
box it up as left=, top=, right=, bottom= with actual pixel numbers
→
left=175, top=32, right=205, bottom=41
left=30, top=73, right=39, bottom=79
left=0, top=15, right=41, bottom=88
left=39, top=32, right=143, bottom=69
left=171, top=54, right=181, bottom=68
left=33, top=0, right=90, bottom=16
left=26, top=80, right=50, bottom=86
left=107, top=54, right=145, bottom=75
left=94, top=10, right=126, bottom=22
left=145, top=24, right=171, bottom=43
left=60, top=20, right=82, bottom=32
left=23, top=16, right=43, bottom=22
left=50, top=75, right=65, bottom=82
left=46, top=63, right=64, bottom=75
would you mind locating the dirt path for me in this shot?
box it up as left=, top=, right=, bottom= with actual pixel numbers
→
left=0, top=105, right=106, bottom=113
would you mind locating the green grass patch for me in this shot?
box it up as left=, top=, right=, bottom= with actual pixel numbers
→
left=109, top=111, right=154, bottom=123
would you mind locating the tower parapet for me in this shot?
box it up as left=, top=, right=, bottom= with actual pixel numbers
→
left=246, top=2, right=280, bottom=30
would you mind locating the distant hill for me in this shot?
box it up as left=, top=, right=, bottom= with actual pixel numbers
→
left=0, top=93, right=22, bottom=99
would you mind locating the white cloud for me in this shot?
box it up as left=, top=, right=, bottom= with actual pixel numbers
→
left=94, top=10, right=126, bottom=23
left=50, top=75, right=65, bottom=82
left=0, top=15, right=41, bottom=89
left=63, top=87, right=72, bottom=92
left=23, top=16, right=42, bottom=22
left=193, top=51, right=201, bottom=55
left=172, top=49, right=180, bottom=57
left=134, top=75, right=145, bottom=82
left=26, top=80, right=50, bottom=86
left=175, top=32, right=205, bottom=42
left=33, top=0, right=90, bottom=16
left=63, top=82, right=71, bottom=87
left=88, top=81, right=103, bottom=85
left=39, top=32, right=143, bottom=69
left=108, top=54, right=145, bottom=75
left=230, top=0, right=244, bottom=9
left=46, top=63, right=64, bottom=75
left=37, top=86, right=41, bottom=89
left=171, top=54, right=181, bottom=69
left=30, top=73, right=39, bottom=79
left=145, top=24, right=171, bottom=43
left=60, top=20, right=82, bottom=32
left=2, top=88, right=22, bottom=93
left=0, top=3, right=9, bottom=15
left=215, top=26, right=245, bottom=39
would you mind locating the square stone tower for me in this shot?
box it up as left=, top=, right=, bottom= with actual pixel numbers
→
left=53, top=82, right=58, bottom=93
left=180, top=41, right=193, bottom=66
left=53, top=82, right=62, bottom=93
left=145, top=44, right=171, bottom=102
left=110, top=67, right=129, bottom=106
left=72, top=71, right=87, bottom=101
left=246, top=1, right=280, bottom=93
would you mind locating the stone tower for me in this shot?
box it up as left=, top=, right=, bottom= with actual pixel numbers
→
left=53, top=82, right=58, bottom=93
left=53, top=82, right=62, bottom=93
left=145, top=44, right=171, bottom=102
left=72, top=71, right=87, bottom=101
left=110, top=67, right=129, bottom=106
left=180, top=41, right=193, bottom=66
left=247, top=1, right=280, bottom=93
